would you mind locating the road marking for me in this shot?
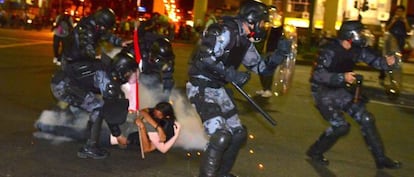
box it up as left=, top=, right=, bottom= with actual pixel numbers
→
left=371, top=99, right=414, bottom=109
left=0, top=41, right=52, bottom=49
left=0, top=36, right=51, bottom=42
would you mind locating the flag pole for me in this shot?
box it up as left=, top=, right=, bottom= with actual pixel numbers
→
left=133, top=20, right=145, bottom=159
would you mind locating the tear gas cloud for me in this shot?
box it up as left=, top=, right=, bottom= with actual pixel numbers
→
left=35, top=47, right=208, bottom=150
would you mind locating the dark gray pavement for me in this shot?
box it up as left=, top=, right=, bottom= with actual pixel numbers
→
left=0, top=28, right=413, bottom=177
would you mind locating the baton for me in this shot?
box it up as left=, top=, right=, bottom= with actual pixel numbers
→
left=231, top=82, right=277, bottom=126
left=353, top=74, right=363, bottom=103
left=134, top=20, right=145, bottom=159
left=137, top=124, right=145, bottom=159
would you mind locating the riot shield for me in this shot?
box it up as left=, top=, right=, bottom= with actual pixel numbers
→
left=381, top=32, right=403, bottom=99
left=274, top=25, right=297, bottom=96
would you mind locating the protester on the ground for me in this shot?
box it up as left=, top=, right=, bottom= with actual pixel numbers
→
left=35, top=101, right=180, bottom=154
left=135, top=102, right=181, bottom=153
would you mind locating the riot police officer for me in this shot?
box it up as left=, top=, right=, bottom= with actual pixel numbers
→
left=307, top=20, right=401, bottom=169
left=123, top=32, right=175, bottom=101
left=138, top=12, right=174, bottom=40
left=51, top=51, right=138, bottom=159
left=62, top=8, right=131, bottom=64
left=256, top=5, right=284, bottom=97
left=186, top=1, right=291, bottom=176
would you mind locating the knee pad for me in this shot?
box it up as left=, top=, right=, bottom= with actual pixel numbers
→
left=331, top=123, right=350, bottom=137
left=231, top=126, right=247, bottom=145
left=359, top=112, right=376, bottom=127
left=209, top=129, right=232, bottom=151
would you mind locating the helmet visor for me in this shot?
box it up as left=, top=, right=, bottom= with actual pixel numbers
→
left=350, top=29, right=370, bottom=47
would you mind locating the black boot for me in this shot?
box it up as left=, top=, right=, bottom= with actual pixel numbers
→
left=375, top=157, right=401, bottom=169
left=306, top=132, right=340, bottom=166
left=360, top=116, right=401, bottom=169
left=218, top=127, right=247, bottom=177
left=306, top=149, right=329, bottom=166
left=77, top=116, right=108, bottom=159
left=77, top=141, right=109, bottom=159
left=307, top=124, right=350, bottom=166
left=199, top=130, right=232, bottom=177
left=199, top=146, right=224, bottom=177
left=307, top=148, right=329, bottom=165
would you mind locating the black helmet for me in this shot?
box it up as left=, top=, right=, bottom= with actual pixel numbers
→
left=111, top=52, right=138, bottom=83
left=94, top=8, right=116, bottom=29
left=149, top=37, right=175, bottom=71
left=239, top=0, right=269, bottom=39
left=201, top=23, right=223, bottom=51
left=338, top=20, right=368, bottom=47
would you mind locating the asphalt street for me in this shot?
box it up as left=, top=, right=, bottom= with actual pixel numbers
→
left=0, top=28, right=413, bottom=177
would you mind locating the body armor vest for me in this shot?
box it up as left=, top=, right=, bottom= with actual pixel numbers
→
left=63, top=17, right=100, bottom=61
left=323, top=40, right=357, bottom=73
left=188, top=17, right=251, bottom=83
left=64, top=60, right=106, bottom=93
left=218, top=17, right=251, bottom=69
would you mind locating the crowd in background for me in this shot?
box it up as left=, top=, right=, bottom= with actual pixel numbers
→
left=0, top=8, right=52, bottom=30
left=1, top=5, right=412, bottom=59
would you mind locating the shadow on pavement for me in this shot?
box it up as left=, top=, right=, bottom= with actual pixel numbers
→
left=305, top=159, right=337, bottom=177
left=374, top=170, right=394, bottom=177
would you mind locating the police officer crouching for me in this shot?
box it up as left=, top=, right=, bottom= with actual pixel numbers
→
left=307, top=20, right=401, bottom=169
left=51, top=51, right=138, bottom=159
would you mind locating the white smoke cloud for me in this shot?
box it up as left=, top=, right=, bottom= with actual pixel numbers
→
left=33, top=108, right=87, bottom=144
left=35, top=76, right=207, bottom=151
left=168, top=89, right=208, bottom=150
left=34, top=47, right=208, bottom=150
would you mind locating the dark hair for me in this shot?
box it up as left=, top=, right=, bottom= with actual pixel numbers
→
left=154, top=102, right=176, bottom=141
left=155, top=102, right=176, bottom=121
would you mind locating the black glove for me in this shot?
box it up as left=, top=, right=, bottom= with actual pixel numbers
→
left=267, top=39, right=292, bottom=67
left=267, top=51, right=285, bottom=68
left=225, top=67, right=251, bottom=87
left=277, top=38, right=292, bottom=55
